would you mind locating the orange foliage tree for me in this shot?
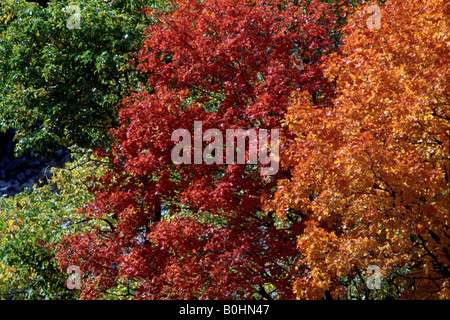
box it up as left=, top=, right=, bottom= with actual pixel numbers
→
left=269, top=0, right=450, bottom=299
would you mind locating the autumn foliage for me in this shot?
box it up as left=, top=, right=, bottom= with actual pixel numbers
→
left=56, top=0, right=340, bottom=299
left=270, top=0, right=449, bottom=299
left=54, top=0, right=449, bottom=300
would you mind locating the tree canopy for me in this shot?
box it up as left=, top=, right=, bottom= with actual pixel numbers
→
left=0, top=0, right=448, bottom=301
left=270, top=0, right=449, bottom=299
left=0, top=0, right=164, bottom=157
left=55, top=0, right=344, bottom=299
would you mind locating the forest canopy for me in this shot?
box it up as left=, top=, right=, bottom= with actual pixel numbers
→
left=0, top=0, right=448, bottom=300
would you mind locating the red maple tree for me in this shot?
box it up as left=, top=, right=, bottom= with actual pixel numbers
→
left=56, top=0, right=343, bottom=299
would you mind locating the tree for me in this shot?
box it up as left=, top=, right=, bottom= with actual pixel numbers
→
left=0, top=0, right=165, bottom=157
left=55, top=0, right=342, bottom=299
left=0, top=148, right=108, bottom=299
left=269, top=0, right=449, bottom=299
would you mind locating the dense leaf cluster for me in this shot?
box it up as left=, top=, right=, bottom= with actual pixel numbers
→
left=0, top=0, right=447, bottom=300
left=0, top=0, right=161, bottom=156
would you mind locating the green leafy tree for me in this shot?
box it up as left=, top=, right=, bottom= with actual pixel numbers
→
left=0, top=149, right=108, bottom=299
left=0, top=0, right=166, bottom=157
left=0, top=0, right=27, bottom=31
